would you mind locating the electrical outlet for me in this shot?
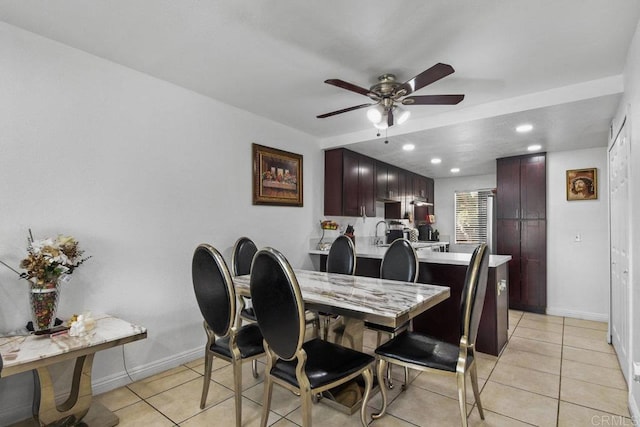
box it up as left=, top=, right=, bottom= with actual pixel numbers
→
left=574, top=233, right=582, bottom=242
left=497, top=279, right=507, bottom=296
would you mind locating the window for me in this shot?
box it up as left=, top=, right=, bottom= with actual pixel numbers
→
left=454, top=189, right=493, bottom=244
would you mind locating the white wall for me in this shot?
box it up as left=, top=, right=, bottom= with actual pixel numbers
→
left=546, top=148, right=609, bottom=320
left=0, top=23, right=323, bottom=424
left=433, top=173, right=496, bottom=248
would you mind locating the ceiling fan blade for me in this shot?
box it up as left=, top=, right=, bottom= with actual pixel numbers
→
left=324, top=79, right=371, bottom=97
left=387, top=109, right=394, bottom=127
left=402, top=94, right=465, bottom=105
left=402, top=63, right=455, bottom=94
left=316, top=103, right=373, bottom=118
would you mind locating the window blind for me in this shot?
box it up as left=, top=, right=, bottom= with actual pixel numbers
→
left=454, top=189, right=493, bottom=244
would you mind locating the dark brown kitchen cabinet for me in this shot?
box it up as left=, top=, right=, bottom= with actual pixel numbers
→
left=376, top=162, right=389, bottom=200
left=497, top=154, right=546, bottom=220
left=376, top=162, right=399, bottom=201
left=496, top=153, right=546, bottom=313
left=324, top=149, right=376, bottom=217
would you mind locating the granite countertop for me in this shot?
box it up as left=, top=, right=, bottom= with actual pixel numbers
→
left=309, top=242, right=511, bottom=267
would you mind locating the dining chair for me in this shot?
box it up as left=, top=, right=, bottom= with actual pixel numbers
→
left=233, top=236, right=321, bottom=338
left=320, top=235, right=357, bottom=341
left=191, top=244, right=264, bottom=426
left=250, top=247, right=374, bottom=427
left=372, top=243, right=490, bottom=427
left=231, top=236, right=258, bottom=325
left=365, top=237, right=419, bottom=388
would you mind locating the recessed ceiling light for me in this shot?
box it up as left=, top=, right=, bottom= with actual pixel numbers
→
left=516, top=124, right=533, bottom=133
left=431, top=158, right=442, bottom=164
left=402, top=144, right=415, bottom=151
left=450, top=168, right=460, bottom=173
left=527, top=144, right=542, bottom=151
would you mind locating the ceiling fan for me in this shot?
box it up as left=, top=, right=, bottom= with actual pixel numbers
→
left=317, top=63, right=464, bottom=128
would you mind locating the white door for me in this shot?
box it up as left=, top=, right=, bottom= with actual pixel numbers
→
left=609, top=119, right=630, bottom=380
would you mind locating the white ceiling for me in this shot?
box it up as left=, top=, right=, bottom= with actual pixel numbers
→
left=1, top=1, right=639, bottom=177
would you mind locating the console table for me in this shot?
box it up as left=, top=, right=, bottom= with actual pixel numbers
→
left=0, top=314, right=147, bottom=426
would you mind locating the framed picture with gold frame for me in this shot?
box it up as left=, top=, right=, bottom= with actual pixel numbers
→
left=566, top=168, right=597, bottom=201
left=252, top=143, right=303, bottom=206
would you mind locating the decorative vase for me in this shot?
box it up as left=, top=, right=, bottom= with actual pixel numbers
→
left=29, top=280, right=61, bottom=332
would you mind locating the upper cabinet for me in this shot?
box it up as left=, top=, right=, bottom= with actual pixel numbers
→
left=325, top=148, right=434, bottom=219
left=376, top=162, right=399, bottom=201
left=324, top=149, right=376, bottom=217
left=496, top=154, right=546, bottom=220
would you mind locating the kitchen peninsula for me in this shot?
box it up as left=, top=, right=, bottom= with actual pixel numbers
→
left=309, top=244, right=511, bottom=356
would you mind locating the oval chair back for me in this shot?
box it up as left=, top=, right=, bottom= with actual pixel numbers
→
left=250, top=247, right=304, bottom=361
left=460, top=243, right=490, bottom=347
left=192, top=244, right=235, bottom=337
left=231, top=237, right=258, bottom=276
left=326, top=235, right=356, bottom=275
left=380, top=238, right=419, bottom=282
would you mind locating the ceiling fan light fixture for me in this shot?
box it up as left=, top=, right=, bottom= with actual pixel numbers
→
left=396, top=106, right=411, bottom=125
left=366, top=105, right=385, bottom=123
left=373, top=120, right=388, bottom=130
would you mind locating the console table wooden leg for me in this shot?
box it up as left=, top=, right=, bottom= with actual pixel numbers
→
left=33, top=354, right=95, bottom=426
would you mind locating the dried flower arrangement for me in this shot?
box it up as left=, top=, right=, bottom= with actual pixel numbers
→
left=0, top=230, right=91, bottom=288
left=19, top=233, right=91, bottom=288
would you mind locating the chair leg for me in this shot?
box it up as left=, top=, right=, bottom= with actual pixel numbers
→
left=233, top=360, right=242, bottom=427
left=359, top=368, right=373, bottom=427
left=470, top=362, right=485, bottom=420
left=260, top=376, right=273, bottom=427
left=252, top=359, right=259, bottom=378
left=323, top=316, right=330, bottom=341
left=386, top=363, right=394, bottom=389
left=456, top=372, right=468, bottom=427
left=402, top=366, right=409, bottom=391
left=300, top=387, right=313, bottom=427
left=200, top=351, right=213, bottom=409
left=372, top=359, right=388, bottom=420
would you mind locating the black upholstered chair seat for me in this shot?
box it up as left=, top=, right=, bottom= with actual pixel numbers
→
left=210, top=323, right=264, bottom=359
left=375, top=331, right=473, bottom=372
left=240, top=307, right=257, bottom=322
left=270, top=338, right=374, bottom=389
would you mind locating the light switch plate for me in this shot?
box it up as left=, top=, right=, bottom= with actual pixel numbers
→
left=634, top=362, right=640, bottom=382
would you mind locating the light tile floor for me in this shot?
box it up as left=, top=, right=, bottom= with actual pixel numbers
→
left=96, top=311, right=632, bottom=426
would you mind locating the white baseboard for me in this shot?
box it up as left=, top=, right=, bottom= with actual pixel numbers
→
left=0, top=346, right=203, bottom=425
left=545, top=307, right=608, bottom=322
left=92, top=345, right=202, bottom=395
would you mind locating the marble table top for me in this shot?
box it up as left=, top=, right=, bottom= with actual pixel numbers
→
left=309, top=243, right=511, bottom=267
left=234, top=269, right=450, bottom=328
left=0, top=314, right=147, bottom=377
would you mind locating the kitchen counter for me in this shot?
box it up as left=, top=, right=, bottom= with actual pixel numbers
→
left=309, top=242, right=511, bottom=356
left=309, top=243, right=511, bottom=268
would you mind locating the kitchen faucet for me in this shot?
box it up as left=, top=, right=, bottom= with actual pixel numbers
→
left=374, top=220, right=388, bottom=246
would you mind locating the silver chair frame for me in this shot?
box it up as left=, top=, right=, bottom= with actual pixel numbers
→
left=372, top=244, right=488, bottom=427
left=257, top=247, right=374, bottom=427
left=195, top=244, right=262, bottom=427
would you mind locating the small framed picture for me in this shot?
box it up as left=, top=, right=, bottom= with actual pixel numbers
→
left=252, top=143, right=303, bottom=206
left=566, top=168, right=597, bottom=201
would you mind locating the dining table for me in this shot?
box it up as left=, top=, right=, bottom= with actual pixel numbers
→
left=233, top=269, right=450, bottom=413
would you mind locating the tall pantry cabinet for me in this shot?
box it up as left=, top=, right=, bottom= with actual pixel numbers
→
left=496, top=153, right=547, bottom=313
